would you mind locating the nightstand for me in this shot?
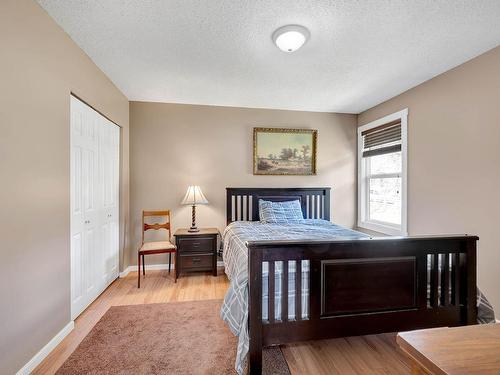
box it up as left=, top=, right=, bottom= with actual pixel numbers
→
left=174, top=228, right=219, bottom=281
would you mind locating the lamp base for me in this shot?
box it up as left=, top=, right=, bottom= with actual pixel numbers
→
left=188, top=205, right=200, bottom=232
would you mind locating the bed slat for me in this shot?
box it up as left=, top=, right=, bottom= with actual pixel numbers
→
left=241, top=196, right=244, bottom=221
left=430, top=254, right=439, bottom=307
left=242, top=196, right=246, bottom=221
left=268, top=262, right=275, bottom=324
left=282, top=261, right=288, bottom=322
left=247, top=195, right=251, bottom=221
left=295, top=260, right=302, bottom=321
left=452, top=252, right=460, bottom=306
left=441, top=253, right=450, bottom=306
left=417, top=254, right=428, bottom=309
left=237, top=195, right=241, bottom=221
left=316, top=195, right=320, bottom=219
left=320, top=195, right=324, bottom=219
left=231, top=195, right=235, bottom=222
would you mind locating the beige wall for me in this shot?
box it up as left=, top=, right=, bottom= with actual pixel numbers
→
left=0, top=1, right=130, bottom=373
left=359, top=46, right=500, bottom=313
left=130, top=102, right=357, bottom=266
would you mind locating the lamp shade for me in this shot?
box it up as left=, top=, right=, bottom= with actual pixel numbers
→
left=181, top=185, right=209, bottom=205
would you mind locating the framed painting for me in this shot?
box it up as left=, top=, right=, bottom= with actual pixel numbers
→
left=253, top=127, right=317, bottom=175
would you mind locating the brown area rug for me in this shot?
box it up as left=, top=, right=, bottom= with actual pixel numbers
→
left=57, top=300, right=290, bottom=375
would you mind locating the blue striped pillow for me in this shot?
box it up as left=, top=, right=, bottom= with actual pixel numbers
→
left=259, top=199, right=304, bottom=223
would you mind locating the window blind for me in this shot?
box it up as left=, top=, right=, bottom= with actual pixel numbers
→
left=361, top=119, right=401, bottom=158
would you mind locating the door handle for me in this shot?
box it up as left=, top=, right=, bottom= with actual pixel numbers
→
left=192, top=258, right=201, bottom=263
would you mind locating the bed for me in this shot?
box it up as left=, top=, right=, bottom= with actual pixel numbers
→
left=221, top=187, right=493, bottom=375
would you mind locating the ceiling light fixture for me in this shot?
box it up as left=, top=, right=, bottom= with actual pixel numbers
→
left=272, top=25, right=310, bottom=53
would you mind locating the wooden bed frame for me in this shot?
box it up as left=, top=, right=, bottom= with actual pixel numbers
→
left=226, top=187, right=478, bottom=375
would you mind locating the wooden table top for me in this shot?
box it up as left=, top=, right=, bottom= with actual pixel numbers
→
left=397, top=324, right=500, bottom=375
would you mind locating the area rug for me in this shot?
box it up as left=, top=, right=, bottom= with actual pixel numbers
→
left=56, top=300, right=290, bottom=375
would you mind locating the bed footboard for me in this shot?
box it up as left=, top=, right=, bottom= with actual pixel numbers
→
left=247, top=235, right=478, bottom=374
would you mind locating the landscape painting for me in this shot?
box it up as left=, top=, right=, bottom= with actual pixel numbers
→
left=253, top=127, right=317, bottom=175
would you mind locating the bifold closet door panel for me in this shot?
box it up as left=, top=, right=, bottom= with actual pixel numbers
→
left=70, top=96, right=101, bottom=319
left=70, top=95, right=120, bottom=320
left=99, top=118, right=120, bottom=285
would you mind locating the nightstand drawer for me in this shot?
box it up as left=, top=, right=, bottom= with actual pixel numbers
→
left=180, top=254, right=213, bottom=269
left=178, top=237, right=214, bottom=252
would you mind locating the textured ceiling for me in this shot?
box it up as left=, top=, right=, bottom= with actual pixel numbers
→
left=37, top=0, right=500, bottom=113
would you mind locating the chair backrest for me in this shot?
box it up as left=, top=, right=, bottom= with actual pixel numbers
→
left=141, top=210, right=171, bottom=244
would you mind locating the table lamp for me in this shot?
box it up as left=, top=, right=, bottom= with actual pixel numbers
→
left=181, top=185, right=209, bottom=232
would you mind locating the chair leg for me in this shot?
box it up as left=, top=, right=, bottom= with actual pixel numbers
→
left=138, top=253, right=141, bottom=288
left=142, top=254, right=145, bottom=275
left=169, top=253, right=172, bottom=274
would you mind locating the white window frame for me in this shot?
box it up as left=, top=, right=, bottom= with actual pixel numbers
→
left=357, top=108, right=408, bottom=236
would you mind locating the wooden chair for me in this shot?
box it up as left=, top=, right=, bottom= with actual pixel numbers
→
left=138, top=210, right=176, bottom=288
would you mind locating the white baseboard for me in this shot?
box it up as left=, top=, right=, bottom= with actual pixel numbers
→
left=496, top=319, right=500, bottom=323
left=119, top=268, right=130, bottom=278
left=16, top=321, right=74, bottom=375
left=119, top=261, right=224, bottom=278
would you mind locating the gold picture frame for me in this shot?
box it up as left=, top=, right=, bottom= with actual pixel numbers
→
left=253, top=127, right=317, bottom=175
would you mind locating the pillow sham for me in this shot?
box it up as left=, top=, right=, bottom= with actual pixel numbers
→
left=258, top=199, right=304, bottom=223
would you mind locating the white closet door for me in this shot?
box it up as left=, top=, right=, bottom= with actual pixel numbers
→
left=99, top=118, right=120, bottom=285
left=70, top=97, right=100, bottom=319
left=70, top=95, right=120, bottom=320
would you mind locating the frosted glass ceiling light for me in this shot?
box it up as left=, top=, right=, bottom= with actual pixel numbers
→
left=272, top=25, right=310, bottom=53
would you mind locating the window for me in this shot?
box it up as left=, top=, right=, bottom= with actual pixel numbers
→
left=358, top=109, right=408, bottom=235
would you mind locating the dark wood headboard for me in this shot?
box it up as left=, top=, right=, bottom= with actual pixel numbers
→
left=226, top=187, right=331, bottom=225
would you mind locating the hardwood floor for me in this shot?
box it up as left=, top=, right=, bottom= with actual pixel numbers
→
left=282, top=334, right=410, bottom=375
left=34, top=269, right=411, bottom=375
